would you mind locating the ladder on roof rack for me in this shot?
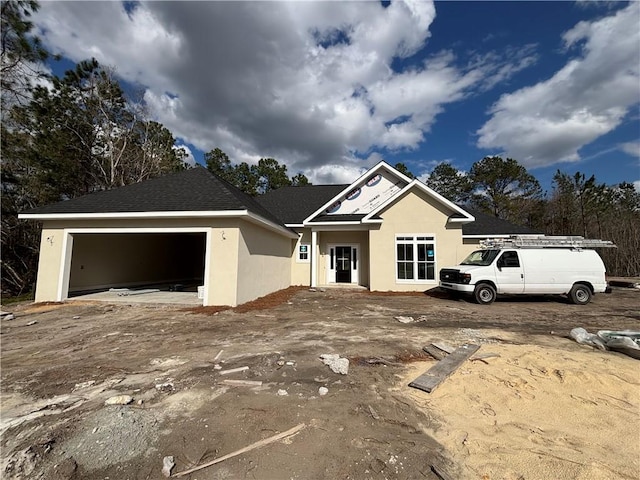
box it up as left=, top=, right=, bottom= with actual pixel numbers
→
left=480, top=235, right=616, bottom=249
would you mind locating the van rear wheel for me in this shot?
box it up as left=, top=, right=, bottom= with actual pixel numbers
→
left=474, top=283, right=496, bottom=305
left=569, top=284, right=592, bottom=305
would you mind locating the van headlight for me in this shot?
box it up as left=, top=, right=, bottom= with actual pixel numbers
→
left=460, top=273, right=471, bottom=284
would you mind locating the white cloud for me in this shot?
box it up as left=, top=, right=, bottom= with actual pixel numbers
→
left=476, top=3, right=640, bottom=168
left=619, top=141, right=640, bottom=158
left=33, top=1, right=537, bottom=176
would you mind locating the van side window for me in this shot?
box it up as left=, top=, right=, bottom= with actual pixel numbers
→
left=498, top=251, right=520, bottom=268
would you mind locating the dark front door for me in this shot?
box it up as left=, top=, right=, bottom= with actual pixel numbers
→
left=335, top=246, right=352, bottom=283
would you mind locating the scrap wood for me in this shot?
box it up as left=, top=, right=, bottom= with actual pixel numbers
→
left=221, top=379, right=263, bottom=387
left=410, top=344, right=480, bottom=393
left=219, top=366, right=249, bottom=375
left=422, top=345, right=446, bottom=361
left=432, top=342, right=455, bottom=354
left=172, top=423, right=306, bottom=478
left=214, top=349, right=224, bottom=361
left=364, top=357, right=403, bottom=367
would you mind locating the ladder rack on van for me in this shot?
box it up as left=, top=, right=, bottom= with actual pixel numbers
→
left=480, top=235, right=616, bottom=250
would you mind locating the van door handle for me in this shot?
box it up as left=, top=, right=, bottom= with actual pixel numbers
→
left=521, top=274, right=524, bottom=279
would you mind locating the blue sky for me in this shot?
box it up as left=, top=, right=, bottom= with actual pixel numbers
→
left=33, top=1, right=639, bottom=192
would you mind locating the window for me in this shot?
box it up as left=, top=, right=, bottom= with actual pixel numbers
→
left=498, top=251, right=520, bottom=268
left=297, top=243, right=310, bottom=263
left=396, top=235, right=436, bottom=281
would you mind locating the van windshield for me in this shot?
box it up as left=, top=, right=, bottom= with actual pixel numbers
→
left=461, top=249, right=500, bottom=266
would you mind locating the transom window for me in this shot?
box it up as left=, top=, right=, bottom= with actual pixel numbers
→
left=396, top=235, right=436, bottom=281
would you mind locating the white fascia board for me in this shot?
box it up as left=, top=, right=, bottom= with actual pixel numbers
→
left=285, top=223, right=305, bottom=228
left=310, top=224, right=370, bottom=232
left=302, top=160, right=411, bottom=224
left=306, top=221, right=363, bottom=226
left=245, top=212, right=299, bottom=239
left=448, top=217, right=475, bottom=223
left=18, top=210, right=248, bottom=220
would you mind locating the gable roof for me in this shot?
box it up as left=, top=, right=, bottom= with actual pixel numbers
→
left=19, top=167, right=294, bottom=235
left=256, top=184, right=347, bottom=225
left=462, top=209, right=540, bottom=236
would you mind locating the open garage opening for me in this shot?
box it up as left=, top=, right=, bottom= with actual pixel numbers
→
left=67, top=232, right=206, bottom=301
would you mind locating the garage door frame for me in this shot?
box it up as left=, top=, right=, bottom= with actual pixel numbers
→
left=59, top=227, right=212, bottom=304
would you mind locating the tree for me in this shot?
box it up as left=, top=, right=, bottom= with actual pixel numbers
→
left=393, top=162, right=415, bottom=179
left=2, top=57, right=188, bottom=296
left=291, top=173, right=310, bottom=186
left=1, top=0, right=50, bottom=109
left=469, top=156, right=543, bottom=226
left=204, top=149, right=310, bottom=195
left=205, top=147, right=236, bottom=184
left=256, top=157, right=291, bottom=193
left=424, top=162, right=473, bottom=204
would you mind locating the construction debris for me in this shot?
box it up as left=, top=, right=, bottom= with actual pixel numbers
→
left=219, top=366, right=249, bottom=376
left=221, top=379, right=263, bottom=387
left=104, top=395, right=133, bottom=406
left=410, top=344, right=480, bottom=393
left=570, top=328, right=640, bottom=359
left=172, top=423, right=305, bottom=478
left=162, top=456, right=175, bottom=477
left=318, top=387, right=328, bottom=396
left=1, top=312, right=15, bottom=321
left=319, top=354, right=349, bottom=375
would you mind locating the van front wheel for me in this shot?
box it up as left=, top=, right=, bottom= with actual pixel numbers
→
left=474, top=283, right=496, bottom=305
left=569, top=284, right=592, bottom=305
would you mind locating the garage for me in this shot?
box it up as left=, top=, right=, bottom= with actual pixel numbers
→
left=67, top=232, right=207, bottom=297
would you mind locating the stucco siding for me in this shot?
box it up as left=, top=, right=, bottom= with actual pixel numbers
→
left=369, top=188, right=465, bottom=292
left=291, top=229, right=311, bottom=286
left=34, top=227, right=67, bottom=303
left=236, top=219, right=292, bottom=305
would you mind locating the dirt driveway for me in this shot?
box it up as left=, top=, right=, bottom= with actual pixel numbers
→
left=1, top=287, right=639, bottom=479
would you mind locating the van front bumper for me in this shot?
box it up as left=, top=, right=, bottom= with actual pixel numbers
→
left=439, top=282, right=475, bottom=294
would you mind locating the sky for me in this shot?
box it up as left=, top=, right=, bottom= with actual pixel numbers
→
left=32, top=1, right=640, bottom=192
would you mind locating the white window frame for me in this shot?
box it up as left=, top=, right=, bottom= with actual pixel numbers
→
left=395, top=234, right=437, bottom=283
left=297, top=242, right=310, bottom=263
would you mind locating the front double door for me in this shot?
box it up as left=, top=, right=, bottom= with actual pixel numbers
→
left=327, top=244, right=359, bottom=284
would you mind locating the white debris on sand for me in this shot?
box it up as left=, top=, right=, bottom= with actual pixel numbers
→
left=104, top=395, right=133, bottom=406
left=277, top=389, right=288, bottom=396
left=318, top=387, right=328, bottom=396
left=319, top=354, right=349, bottom=375
left=161, top=456, right=175, bottom=477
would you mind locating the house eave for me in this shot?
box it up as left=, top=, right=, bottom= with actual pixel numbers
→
left=19, top=210, right=298, bottom=239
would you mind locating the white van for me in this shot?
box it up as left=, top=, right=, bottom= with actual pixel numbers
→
left=439, top=237, right=612, bottom=305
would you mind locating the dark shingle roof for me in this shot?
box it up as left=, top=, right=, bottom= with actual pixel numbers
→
left=23, top=167, right=286, bottom=226
left=462, top=209, right=540, bottom=236
left=257, top=184, right=348, bottom=224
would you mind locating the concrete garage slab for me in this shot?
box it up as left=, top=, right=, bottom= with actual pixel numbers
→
left=67, top=290, right=203, bottom=306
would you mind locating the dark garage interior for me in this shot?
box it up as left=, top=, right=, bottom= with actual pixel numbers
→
left=67, top=232, right=206, bottom=296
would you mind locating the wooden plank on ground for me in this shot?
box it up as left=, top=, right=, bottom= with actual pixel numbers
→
left=422, top=345, right=446, bottom=361
left=432, top=342, right=455, bottom=354
left=410, top=344, right=480, bottom=393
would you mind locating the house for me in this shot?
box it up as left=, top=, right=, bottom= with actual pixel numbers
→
left=20, top=161, right=536, bottom=306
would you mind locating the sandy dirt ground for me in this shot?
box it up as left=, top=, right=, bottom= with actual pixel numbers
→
left=1, top=286, right=639, bottom=480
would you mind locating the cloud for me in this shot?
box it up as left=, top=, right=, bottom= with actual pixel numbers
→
left=476, top=3, right=640, bottom=168
left=33, top=1, right=537, bottom=176
left=619, top=141, right=640, bottom=158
